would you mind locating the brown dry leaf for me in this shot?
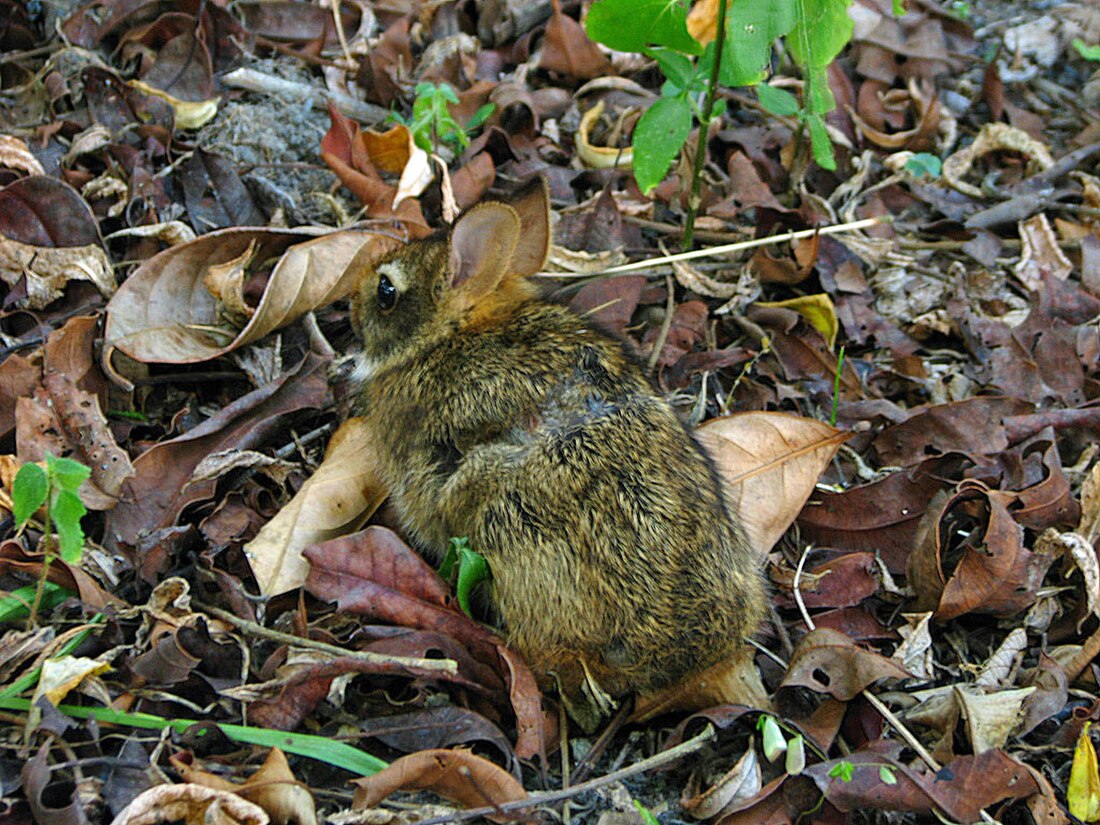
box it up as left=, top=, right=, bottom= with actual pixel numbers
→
left=171, top=748, right=317, bottom=825
left=104, top=350, right=330, bottom=557
left=539, top=0, right=611, bottom=79
left=103, top=227, right=395, bottom=370
left=1015, top=213, right=1073, bottom=290
left=908, top=481, right=1054, bottom=621
left=696, top=412, right=852, bottom=557
left=246, top=417, right=387, bottom=597
left=955, top=686, right=1035, bottom=753
left=351, top=749, right=527, bottom=823
left=0, top=236, right=114, bottom=310
left=781, top=627, right=910, bottom=700
left=359, top=123, right=433, bottom=208
left=107, top=782, right=269, bottom=825
left=847, top=78, right=942, bottom=152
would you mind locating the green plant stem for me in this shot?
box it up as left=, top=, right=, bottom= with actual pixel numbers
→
left=27, top=491, right=52, bottom=629
left=682, top=0, right=729, bottom=253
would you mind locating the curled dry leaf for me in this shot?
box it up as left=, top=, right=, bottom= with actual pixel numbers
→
left=781, top=627, right=910, bottom=700
left=682, top=745, right=762, bottom=819
left=956, top=686, right=1036, bottom=753
left=103, top=227, right=396, bottom=370
left=942, top=122, right=1054, bottom=199
left=246, top=417, right=387, bottom=597
left=576, top=100, right=633, bottom=170
left=171, top=748, right=317, bottom=825
left=351, top=749, right=527, bottom=823
left=108, top=782, right=269, bottom=825
left=696, top=412, right=852, bottom=558
left=1015, top=213, right=1072, bottom=290
left=0, top=135, right=45, bottom=176
left=908, top=481, right=1054, bottom=622
left=632, top=644, right=769, bottom=722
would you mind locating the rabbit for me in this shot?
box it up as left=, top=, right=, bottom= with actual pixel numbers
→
left=349, top=178, right=766, bottom=715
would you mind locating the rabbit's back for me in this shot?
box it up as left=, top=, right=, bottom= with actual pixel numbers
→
left=364, top=300, right=765, bottom=696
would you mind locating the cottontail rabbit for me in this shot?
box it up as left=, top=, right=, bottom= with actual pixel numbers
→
left=350, top=179, right=765, bottom=713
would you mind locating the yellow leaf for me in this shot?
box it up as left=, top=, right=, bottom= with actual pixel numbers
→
left=687, top=0, right=720, bottom=45
left=1070, top=722, right=1100, bottom=822
left=756, top=292, right=838, bottom=349
left=128, top=79, right=219, bottom=130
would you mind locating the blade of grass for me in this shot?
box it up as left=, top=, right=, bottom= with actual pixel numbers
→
left=0, top=611, right=107, bottom=699
left=0, top=695, right=387, bottom=775
left=0, top=582, right=71, bottom=625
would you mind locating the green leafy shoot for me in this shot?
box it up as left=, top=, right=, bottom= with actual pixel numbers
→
left=585, top=0, right=699, bottom=55
left=879, top=765, right=898, bottom=785
left=439, top=537, right=491, bottom=616
left=12, top=455, right=90, bottom=626
left=1073, top=38, right=1100, bottom=61
left=905, top=152, right=942, bottom=179
left=828, top=760, right=855, bottom=782
left=633, top=800, right=661, bottom=825
left=392, top=82, right=494, bottom=153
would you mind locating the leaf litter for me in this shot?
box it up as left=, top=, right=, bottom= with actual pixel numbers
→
left=1, top=0, right=1100, bottom=822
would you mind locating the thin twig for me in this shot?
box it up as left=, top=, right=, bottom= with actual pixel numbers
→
left=645, top=272, right=676, bottom=374
left=413, top=723, right=718, bottom=825
left=195, top=602, right=458, bottom=676
left=594, top=216, right=886, bottom=276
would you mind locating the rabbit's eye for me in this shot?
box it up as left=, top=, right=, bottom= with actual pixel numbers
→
left=377, top=274, right=398, bottom=312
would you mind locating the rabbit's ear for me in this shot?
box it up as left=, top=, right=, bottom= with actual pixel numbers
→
left=508, top=177, right=551, bottom=276
left=448, top=202, right=521, bottom=299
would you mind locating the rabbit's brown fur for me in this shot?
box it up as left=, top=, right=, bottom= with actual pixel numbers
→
left=350, top=180, right=765, bottom=701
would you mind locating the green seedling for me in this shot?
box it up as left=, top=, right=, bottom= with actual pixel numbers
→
left=904, top=152, right=942, bottom=179
left=439, top=536, right=491, bottom=617
left=12, top=454, right=90, bottom=626
left=633, top=799, right=661, bottom=825
left=1074, top=38, right=1100, bottom=61
left=828, top=759, right=897, bottom=785
left=391, top=82, right=494, bottom=153
left=587, top=0, right=855, bottom=250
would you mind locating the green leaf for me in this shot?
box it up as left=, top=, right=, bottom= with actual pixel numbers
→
left=52, top=489, right=86, bottom=564
left=1074, top=38, right=1100, bottom=61
left=12, top=463, right=47, bottom=527
left=586, top=0, right=700, bottom=55
left=880, top=765, right=897, bottom=785
left=806, top=113, right=836, bottom=170
left=719, top=0, right=797, bottom=87
left=760, top=715, right=787, bottom=762
left=633, top=800, right=661, bottom=825
left=757, top=84, right=800, bottom=117
left=466, top=102, right=495, bottom=130
left=0, top=695, right=387, bottom=776
left=632, top=95, right=693, bottom=194
left=892, top=0, right=905, bottom=14
left=0, top=583, right=70, bottom=626
left=454, top=545, right=490, bottom=616
left=646, top=47, right=696, bottom=91
left=904, top=152, right=942, bottom=178
left=787, top=0, right=854, bottom=115
left=47, top=455, right=90, bottom=493
left=828, top=760, right=854, bottom=782
left=784, top=733, right=806, bottom=775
